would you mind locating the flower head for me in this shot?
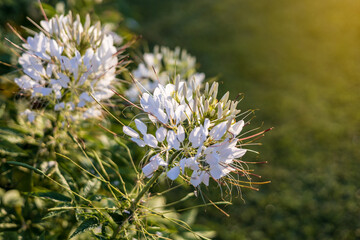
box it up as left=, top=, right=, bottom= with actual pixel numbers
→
left=14, top=12, right=126, bottom=122
left=123, top=77, right=253, bottom=187
left=125, top=46, right=205, bottom=101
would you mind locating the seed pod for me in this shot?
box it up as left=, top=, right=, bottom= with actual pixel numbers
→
left=175, top=74, right=180, bottom=91
left=209, top=82, right=216, bottom=96
left=204, top=99, right=209, bottom=113
left=183, top=82, right=188, bottom=100
left=220, top=91, right=229, bottom=103
left=217, top=102, right=223, bottom=119
left=212, top=82, right=218, bottom=100
left=205, top=82, right=209, bottom=94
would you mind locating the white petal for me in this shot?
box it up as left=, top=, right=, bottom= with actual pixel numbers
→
left=144, top=53, right=155, bottom=66
left=209, top=165, right=224, bottom=180
left=142, top=162, right=155, bottom=178
left=186, top=157, right=200, bottom=171
left=167, top=130, right=180, bottom=150
left=165, top=100, right=175, bottom=120
left=21, top=109, right=36, bottom=123
left=233, top=148, right=247, bottom=158
left=154, top=155, right=167, bottom=167
left=148, top=114, right=157, bottom=124
left=177, top=125, right=185, bottom=142
left=174, top=104, right=185, bottom=124
left=131, top=138, right=146, bottom=147
left=229, top=120, right=244, bottom=136
left=54, top=102, right=65, bottom=111
left=190, top=170, right=202, bottom=187
left=140, top=93, right=157, bottom=112
left=203, top=118, right=210, bottom=134
left=179, top=158, right=186, bottom=174
left=15, top=75, right=36, bottom=90
left=123, top=126, right=139, bottom=138
left=79, top=92, right=93, bottom=102
left=144, top=134, right=158, bottom=148
left=135, top=119, right=147, bottom=135
left=156, top=127, right=167, bottom=142
left=33, top=87, right=52, bottom=96
left=189, top=127, right=203, bottom=148
left=154, top=109, right=168, bottom=124
left=46, top=64, right=55, bottom=77
left=167, top=166, right=180, bottom=180
left=202, top=172, right=210, bottom=186
left=57, top=73, right=70, bottom=88
left=206, top=153, right=219, bottom=166
left=209, top=122, right=228, bottom=140
left=78, top=100, right=86, bottom=107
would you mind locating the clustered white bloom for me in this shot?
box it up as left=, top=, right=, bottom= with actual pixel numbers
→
left=124, top=77, right=249, bottom=187
left=125, top=46, right=205, bottom=101
left=15, top=12, right=124, bottom=122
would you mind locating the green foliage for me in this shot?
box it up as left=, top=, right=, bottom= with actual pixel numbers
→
left=7, top=161, right=44, bottom=175
left=32, top=191, right=72, bottom=202
left=70, top=217, right=100, bottom=239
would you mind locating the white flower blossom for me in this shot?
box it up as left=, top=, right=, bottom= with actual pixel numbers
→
left=21, top=109, right=36, bottom=123
left=123, top=78, right=252, bottom=187
left=125, top=46, right=205, bottom=101
left=14, top=12, right=125, bottom=122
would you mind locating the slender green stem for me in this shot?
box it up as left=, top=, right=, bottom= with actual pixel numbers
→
left=111, top=170, right=162, bottom=239
left=111, top=151, right=180, bottom=239
left=131, top=170, right=162, bottom=210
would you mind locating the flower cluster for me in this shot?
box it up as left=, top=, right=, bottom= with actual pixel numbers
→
left=15, top=12, right=125, bottom=122
left=125, top=46, right=205, bottom=101
left=124, top=78, right=250, bottom=187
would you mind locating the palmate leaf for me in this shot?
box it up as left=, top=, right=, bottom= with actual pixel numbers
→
left=70, top=217, right=100, bottom=239
left=32, top=191, right=72, bottom=202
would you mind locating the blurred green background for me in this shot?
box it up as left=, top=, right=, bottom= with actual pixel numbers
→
left=1, top=0, right=360, bottom=239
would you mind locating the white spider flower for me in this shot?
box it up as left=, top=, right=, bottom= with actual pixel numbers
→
left=21, top=109, right=36, bottom=123
left=123, top=78, right=256, bottom=187
left=14, top=12, right=126, bottom=122
left=125, top=46, right=205, bottom=101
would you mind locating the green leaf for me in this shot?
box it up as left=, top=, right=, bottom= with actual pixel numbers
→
left=108, top=211, right=126, bottom=225
left=6, top=161, right=44, bottom=175
left=42, top=210, right=67, bottom=220
left=81, top=178, right=101, bottom=198
left=32, top=192, right=72, bottom=202
left=182, top=209, right=198, bottom=225
left=70, top=217, right=100, bottom=239
left=0, top=139, right=25, bottom=156
left=43, top=202, right=74, bottom=219
left=89, top=194, right=105, bottom=202
left=0, top=126, right=24, bottom=135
